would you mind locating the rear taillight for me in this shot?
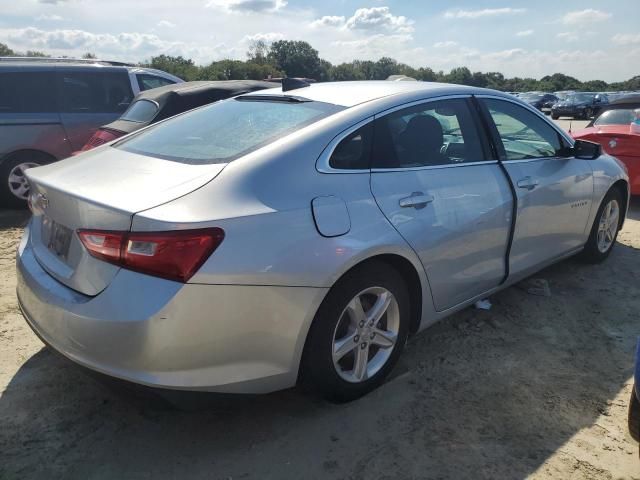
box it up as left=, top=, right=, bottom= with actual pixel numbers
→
left=77, top=228, right=225, bottom=282
left=80, top=129, right=123, bottom=152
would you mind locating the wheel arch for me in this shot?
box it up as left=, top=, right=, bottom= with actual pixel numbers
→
left=610, top=179, right=629, bottom=229
left=1, top=148, right=58, bottom=165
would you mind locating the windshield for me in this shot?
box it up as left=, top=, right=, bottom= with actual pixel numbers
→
left=117, top=97, right=343, bottom=164
left=567, top=93, right=595, bottom=103
left=120, top=99, right=159, bottom=123
left=594, top=108, right=638, bottom=126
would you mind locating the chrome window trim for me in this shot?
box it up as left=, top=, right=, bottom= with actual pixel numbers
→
left=317, top=93, right=494, bottom=174
left=371, top=160, right=499, bottom=174
left=475, top=94, right=576, bottom=165
left=316, top=116, right=374, bottom=174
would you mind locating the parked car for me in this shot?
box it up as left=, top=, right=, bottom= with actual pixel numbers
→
left=79, top=80, right=277, bottom=152
left=17, top=81, right=629, bottom=402
left=519, top=93, right=559, bottom=114
left=629, top=339, right=640, bottom=442
left=551, top=92, right=608, bottom=120
left=0, top=57, right=182, bottom=206
left=572, top=95, right=640, bottom=195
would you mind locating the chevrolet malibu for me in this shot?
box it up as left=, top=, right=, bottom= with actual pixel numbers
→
left=17, top=81, right=629, bottom=402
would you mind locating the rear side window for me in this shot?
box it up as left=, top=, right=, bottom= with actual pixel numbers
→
left=118, top=98, right=343, bottom=164
left=483, top=99, right=563, bottom=160
left=120, top=99, right=159, bottom=123
left=137, top=74, right=176, bottom=91
left=329, top=123, right=373, bottom=170
left=372, top=98, right=487, bottom=168
left=0, top=71, right=56, bottom=113
left=58, top=71, right=133, bottom=113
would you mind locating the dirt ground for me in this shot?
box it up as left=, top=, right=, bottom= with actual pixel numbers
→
left=2, top=133, right=640, bottom=478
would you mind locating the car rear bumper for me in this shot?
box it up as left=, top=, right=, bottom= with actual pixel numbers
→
left=16, top=229, right=327, bottom=393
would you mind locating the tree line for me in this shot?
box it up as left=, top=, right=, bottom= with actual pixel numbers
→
left=2, top=40, right=639, bottom=92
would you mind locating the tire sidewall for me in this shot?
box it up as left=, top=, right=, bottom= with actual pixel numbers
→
left=301, top=262, right=410, bottom=402
left=0, top=154, right=45, bottom=208
left=582, top=188, right=623, bottom=263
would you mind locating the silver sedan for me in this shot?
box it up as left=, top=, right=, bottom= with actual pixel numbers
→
left=17, top=81, right=629, bottom=402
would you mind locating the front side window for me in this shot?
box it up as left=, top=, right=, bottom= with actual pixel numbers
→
left=372, top=98, right=487, bottom=169
left=58, top=71, right=133, bottom=113
left=137, top=74, right=176, bottom=91
left=483, top=99, right=563, bottom=160
left=329, top=123, right=373, bottom=170
left=118, top=97, right=343, bottom=165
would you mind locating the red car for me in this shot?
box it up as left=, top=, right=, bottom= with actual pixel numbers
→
left=572, top=95, right=640, bottom=195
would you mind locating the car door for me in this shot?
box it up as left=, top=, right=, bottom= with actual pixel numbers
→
left=370, top=97, right=514, bottom=312
left=478, top=96, right=594, bottom=278
left=57, top=69, right=133, bottom=151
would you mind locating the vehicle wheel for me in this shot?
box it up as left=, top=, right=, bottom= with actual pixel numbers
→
left=551, top=113, right=559, bottom=120
left=300, top=261, right=410, bottom=402
left=629, top=389, right=640, bottom=442
left=580, top=188, right=623, bottom=263
left=0, top=153, right=47, bottom=208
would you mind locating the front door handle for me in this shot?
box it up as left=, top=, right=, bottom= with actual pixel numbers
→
left=516, top=176, right=539, bottom=190
left=399, top=192, right=434, bottom=209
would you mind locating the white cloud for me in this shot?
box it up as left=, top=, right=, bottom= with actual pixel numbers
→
left=206, top=0, right=287, bottom=13
left=345, top=7, right=414, bottom=34
left=557, top=32, right=579, bottom=42
left=516, top=30, right=533, bottom=37
left=241, top=32, right=284, bottom=44
left=1, top=27, right=184, bottom=57
left=444, top=8, right=526, bottom=19
left=561, top=9, right=611, bottom=25
left=36, top=14, right=64, bottom=21
left=612, top=33, right=640, bottom=45
left=157, top=20, right=175, bottom=28
left=310, top=15, right=345, bottom=28
left=433, top=40, right=458, bottom=48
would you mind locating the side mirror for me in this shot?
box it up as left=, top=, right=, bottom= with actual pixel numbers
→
left=573, top=139, right=601, bottom=160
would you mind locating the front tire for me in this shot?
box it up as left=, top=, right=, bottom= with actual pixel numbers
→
left=551, top=113, right=559, bottom=120
left=300, top=261, right=410, bottom=402
left=580, top=188, right=623, bottom=263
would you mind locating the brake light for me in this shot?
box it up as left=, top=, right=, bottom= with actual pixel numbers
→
left=77, top=228, right=225, bottom=282
left=80, top=128, right=122, bottom=152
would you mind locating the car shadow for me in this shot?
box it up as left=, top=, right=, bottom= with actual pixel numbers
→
left=0, top=208, right=30, bottom=230
left=1, top=209, right=639, bottom=479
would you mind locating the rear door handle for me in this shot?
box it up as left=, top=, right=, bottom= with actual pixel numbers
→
left=516, top=176, right=539, bottom=190
left=399, top=192, right=434, bottom=209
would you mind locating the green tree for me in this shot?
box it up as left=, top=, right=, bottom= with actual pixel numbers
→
left=267, top=40, right=323, bottom=79
left=25, top=50, right=48, bottom=57
left=0, top=42, right=15, bottom=56
left=145, top=54, right=198, bottom=81
left=82, top=52, right=97, bottom=59
left=246, top=39, right=269, bottom=65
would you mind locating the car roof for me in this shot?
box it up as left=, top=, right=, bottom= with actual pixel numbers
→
left=136, top=80, right=277, bottom=102
left=240, top=80, right=499, bottom=107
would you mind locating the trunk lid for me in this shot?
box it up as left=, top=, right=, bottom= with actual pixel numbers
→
left=574, top=127, right=640, bottom=158
left=26, top=146, right=226, bottom=296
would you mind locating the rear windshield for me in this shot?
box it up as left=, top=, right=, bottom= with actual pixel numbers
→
left=117, top=97, right=343, bottom=164
left=120, top=99, right=159, bottom=123
left=594, top=108, right=638, bottom=126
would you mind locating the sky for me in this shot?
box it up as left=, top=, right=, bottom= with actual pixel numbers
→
left=0, top=0, right=639, bottom=82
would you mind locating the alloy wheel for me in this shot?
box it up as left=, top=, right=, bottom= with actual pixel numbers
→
left=597, top=198, right=619, bottom=253
left=8, top=162, right=39, bottom=200
left=331, top=286, right=400, bottom=383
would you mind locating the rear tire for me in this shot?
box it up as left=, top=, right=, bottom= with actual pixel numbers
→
left=551, top=113, right=559, bottom=120
left=580, top=188, right=623, bottom=263
left=629, top=389, right=640, bottom=442
left=300, top=261, right=410, bottom=403
left=0, top=152, right=52, bottom=208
